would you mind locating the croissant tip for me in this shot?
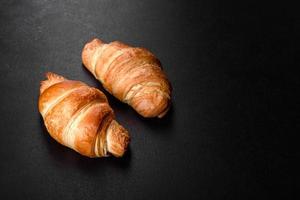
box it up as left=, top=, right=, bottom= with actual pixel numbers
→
left=157, top=107, right=170, bottom=118
left=40, top=72, right=66, bottom=94
left=132, top=93, right=171, bottom=118
left=44, top=72, right=65, bottom=81
left=45, top=71, right=53, bottom=78
left=85, top=38, right=104, bottom=47
left=106, top=120, right=130, bottom=157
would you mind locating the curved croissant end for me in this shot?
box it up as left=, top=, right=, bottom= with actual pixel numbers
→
left=38, top=72, right=130, bottom=157
left=82, top=38, right=172, bottom=118
left=40, top=72, right=65, bottom=94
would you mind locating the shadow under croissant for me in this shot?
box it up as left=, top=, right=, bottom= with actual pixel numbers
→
left=38, top=116, right=132, bottom=172
left=135, top=103, right=175, bottom=135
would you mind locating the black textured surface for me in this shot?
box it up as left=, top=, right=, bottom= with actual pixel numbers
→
left=0, top=1, right=297, bottom=199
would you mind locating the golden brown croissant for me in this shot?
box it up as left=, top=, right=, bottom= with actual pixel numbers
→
left=38, top=72, right=130, bottom=158
left=82, top=38, right=172, bottom=118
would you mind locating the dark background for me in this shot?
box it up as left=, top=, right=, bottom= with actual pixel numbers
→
left=0, top=0, right=297, bottom=199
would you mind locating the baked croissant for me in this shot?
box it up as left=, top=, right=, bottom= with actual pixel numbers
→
left=82, top=38, right=172, bottom=118
left=38, top=72, right=130, bottom=158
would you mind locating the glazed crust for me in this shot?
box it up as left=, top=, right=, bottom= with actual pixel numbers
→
left=82, top=38, right=172, bottom=118
left=38, top=72, right=130, bottom=157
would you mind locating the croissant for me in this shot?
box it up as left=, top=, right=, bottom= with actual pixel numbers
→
left=38, top=72, right=130, bottom=158
left=82, top=38, right=172, bottom=118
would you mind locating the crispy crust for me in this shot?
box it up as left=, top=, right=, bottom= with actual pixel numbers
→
left=82, top=38, right=172, bottom=118
left=38, top=72, right=130, bottom=157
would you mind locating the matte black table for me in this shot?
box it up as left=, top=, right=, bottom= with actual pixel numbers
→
left=0, top=1, right=296, bottom=199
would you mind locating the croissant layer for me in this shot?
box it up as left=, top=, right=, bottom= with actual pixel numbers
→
left=82, top=38, right=171, bottom=118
